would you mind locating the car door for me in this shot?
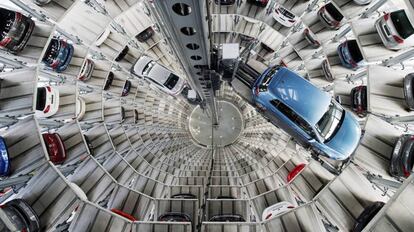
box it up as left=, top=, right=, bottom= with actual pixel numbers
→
left=268, top=99, right=313, bottom=146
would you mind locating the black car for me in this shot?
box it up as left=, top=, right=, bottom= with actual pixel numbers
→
left=115, top=46, right=129, bottom=62
left=120, top=106, right=125, bottom=123
left=0, top=199, right=40, bottom=232
left=158, top=212, right=191, bottom=222
left=103, top=71, right=114, bottom=90
left=121, top=80, right=131, bottom=96
left=83, top=135, right=94, bottom=156
left=403, top=73, right=414, bottom=111
left=214, top=0, right=236, bottom=5
left=352, top=201, right=385, bottom=232
left=171, top=193, right=196, bottom=199
left=209, top=214, right=245, bottom=222
left=390, top=134, right=414, bottom=178
left=247, top=0, right=269, bottom=7
left=136, top=27, right=154, bottom=43
left=0, top=8, right=35, bottom=53
left=350, top=85, right=367, bottom=117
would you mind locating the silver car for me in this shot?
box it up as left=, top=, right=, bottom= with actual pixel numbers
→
left=132, top=56, right=186, bottom=95
left=375, top=9, right=414, bottom=50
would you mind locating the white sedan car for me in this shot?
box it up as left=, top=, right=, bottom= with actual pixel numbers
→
left=272, top=4, right=297, bottom=27
left=35, top=86, right=59, bottom=118
left=132, top=56, right=186, bottom=96
left=262, top=201, right=295, bottom=221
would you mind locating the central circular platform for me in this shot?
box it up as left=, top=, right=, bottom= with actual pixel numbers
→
left=189, top=100, right=243, bottom=147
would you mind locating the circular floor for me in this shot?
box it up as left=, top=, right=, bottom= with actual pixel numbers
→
left=189, top=100, right=243, bottom=147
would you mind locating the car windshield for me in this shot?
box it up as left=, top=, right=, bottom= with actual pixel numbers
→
left=43, top=39, right=59, bottom=64
left=143, top=61, right=154, bottom=76
left=279, top=6, right=295, bottom=19
left=315, top=101, right=344, bottom=141
left=347, top=40, right=363, bottom=62
left=36, top=87, right=46, bottom=110
left=164, top=74, right=179, bottom=90
left=391, top=10, right=414, bottom=39
left=0, top=9, right=15, bottom=40
left=325, top=3, right=343, bottom=21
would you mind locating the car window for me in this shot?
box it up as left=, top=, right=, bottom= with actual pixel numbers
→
left=270, top=99, right=314, bottom=136
left=36, top=87, right=46, bottom=110
left=347, top=40, right=363, bottom=62
left=315, top=101, right=344, bottom=141
left=43, top=39, right=59, bottom=64
left=325, top=3, right=343, bottom=21
left=164, top=74, right=179, bottom=90
left=391, top=10, right=414, bottom=39
left=0, top=9, right=15, bottom=40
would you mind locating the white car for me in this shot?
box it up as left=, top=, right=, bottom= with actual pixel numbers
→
left=272, top=4, right=297, bottom=27
left=262, top=201, right=295, bottom=221
left=132, top=56, right=186, bottom=95
left=76, top=96, right=86, bottom=120
left=375, top=9, right=414, bottom=50
left=77, top=58, right=94, bottom=81
left=35, top=86, right=59, bottom=118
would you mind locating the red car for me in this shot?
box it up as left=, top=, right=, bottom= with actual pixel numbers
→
left=42, top=133, right=66, bottom=165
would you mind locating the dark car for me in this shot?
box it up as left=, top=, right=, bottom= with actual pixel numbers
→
left=338, top=40, right=365, bottom=70
left=103, top=71, right=114, bottom=90
left=110, top=208, right=137, bottom=221
left=0, top=199, right=40, bottom=232
left=247, top=0, right=269, bottom=7
left=352, top=201, right=385, bottom=232
left=158, top=212, right=191, bottom=222
left=120, top=106, right=125, bottom=123
left=350, top=85, right=367, bottom=117
left=136, top=27, right=154, bottom=43
left=0, top=8, right=35, bottom=54
left=42, top=133, right=67, bottom=165
left=287, top=163, right=306, bottom=183
left=318, top=2, right=344, bottom=30
left=115, top=46, right=129, bottom=62
left=171, top=193, right=196, bottom=199
left=134, top=109, right=139, bottom=124
left=390, top=134, right=414, bottom=178
left=209, top=214, right=245, bottom=222
left=304, top=28, right=320, bottom=48
left=121, top=80, right=131, bottom=96
left=0, top=136, right=10, bottom=177
left=216, top=196, right=235, bottom=199
left=403, top=73, right=414, bottom=111
left=83, top=135, right=94, bottom=156
left=214, top=0, right=236, bottom=5
left=322, top=59, right=334, bottom=82
left=42, top=37, right=74, bottom=72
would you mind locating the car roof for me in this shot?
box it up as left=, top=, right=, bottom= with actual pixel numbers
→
left=268, top=67, right=331, bottom=125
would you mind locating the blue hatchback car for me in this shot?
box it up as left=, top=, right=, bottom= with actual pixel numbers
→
left=0, top=136, right=10, bottom=176
left=252, top=66, right=361, bottom=160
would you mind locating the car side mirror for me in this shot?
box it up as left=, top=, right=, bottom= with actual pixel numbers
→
left=335, top=96, right=342, bottom=104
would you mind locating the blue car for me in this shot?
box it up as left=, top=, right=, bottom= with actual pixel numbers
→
left=0, top=136, right=10, bottom=176
left=42, top=37, right=74, bottom=72
left=337, top=40, right=365, bottom=70
left=252, top=66, right=361, bottom=160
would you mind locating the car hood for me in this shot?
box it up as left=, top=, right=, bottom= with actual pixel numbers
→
left=132, top=56, right=153, bottom=75
left=326, top=111, right=361, bottom=160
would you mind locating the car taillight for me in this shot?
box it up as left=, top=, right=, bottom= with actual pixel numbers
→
left=274, top=8, right=279, bottom=14
left=44, top=105, right=50, bottom=113
left=288, top=19, right=295, bottom=23
left=46, top=86, right=51, bottom=92
left=350, top=59, right=358, bottom=68
left=265, top=213, right=272, bottom=220
left=333, top=21, right=340, bottom=27
left=393, top=35, right=404, bottom=44
left=255, top=86, right=260, bottom=96
left=383, top=13, right=389, bottom=21
left=0, top=37, right=11, bottom=47
left=287, top=206, right=295, bottom=209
